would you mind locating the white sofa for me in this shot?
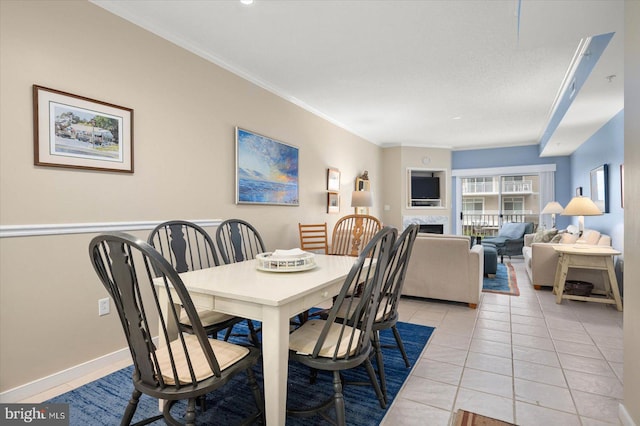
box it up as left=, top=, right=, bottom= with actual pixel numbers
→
left=522, top=228, right=612, bottom=289
left=403, top=233, right=483, bottom=308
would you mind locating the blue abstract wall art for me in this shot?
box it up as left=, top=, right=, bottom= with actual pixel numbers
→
left=235, top=128, right=299, bottom=205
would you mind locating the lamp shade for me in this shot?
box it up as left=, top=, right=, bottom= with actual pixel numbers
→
left=561, top=196, right=602, bottom=216
left=351, top=191, right=373, bottom=208
left=541, top=201, right=564, bottom=215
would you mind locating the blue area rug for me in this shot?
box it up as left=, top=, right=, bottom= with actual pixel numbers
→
left=483, top=262, right=519, bottom=296
left=47, top=321, right=433, bottom=425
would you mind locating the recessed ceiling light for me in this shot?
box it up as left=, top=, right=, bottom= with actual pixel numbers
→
left=452, top=116, right=462, bottom=120
left=240, top=0, right=253, bottom=4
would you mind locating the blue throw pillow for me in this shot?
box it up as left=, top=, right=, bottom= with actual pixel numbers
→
left=498, top=222, right=527, bottom=239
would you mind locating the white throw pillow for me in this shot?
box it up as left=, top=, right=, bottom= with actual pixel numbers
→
left=577, top=230, right=601, bottom=245
left=560, top=233, right=579, bottom=244
left=566, top=225, right=579, bottom=235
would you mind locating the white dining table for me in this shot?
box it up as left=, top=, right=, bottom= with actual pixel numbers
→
left=155, top=254, right=356, bottom=425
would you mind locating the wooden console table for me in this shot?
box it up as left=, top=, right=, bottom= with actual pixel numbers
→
left=552, top=245, right=622, bottom=311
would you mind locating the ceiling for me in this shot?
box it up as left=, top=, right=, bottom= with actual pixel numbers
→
left=92, top=0, right=624, bottom=156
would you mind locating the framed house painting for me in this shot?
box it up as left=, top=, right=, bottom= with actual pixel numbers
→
left=33, top=85, right=133, bottom=173
left=235, top=127, right=299, bottom=205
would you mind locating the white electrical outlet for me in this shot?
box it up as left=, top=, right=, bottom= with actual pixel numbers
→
left=98, top=297, right=110, bottom=316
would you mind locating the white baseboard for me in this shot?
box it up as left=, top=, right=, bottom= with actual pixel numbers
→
left=0, top=342, right=140, bottom=403
left=620, top=403, right=638, bottom=426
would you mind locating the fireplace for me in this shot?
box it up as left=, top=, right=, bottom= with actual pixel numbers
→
left=419, top=224, right=444, bottom=234
left=403, top=215, right=449, bottom=234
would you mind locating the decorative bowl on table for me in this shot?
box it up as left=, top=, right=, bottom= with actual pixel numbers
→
left=255, top=248, right=316, bottom=272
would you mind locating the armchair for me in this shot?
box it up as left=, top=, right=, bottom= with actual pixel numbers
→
left=482, top=222, right=535, bottom=262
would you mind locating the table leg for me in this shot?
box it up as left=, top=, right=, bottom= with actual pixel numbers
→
left=157, top=287, right=181, bottom=345
left=552, top=254, right=562, bottom=295
left=157, top=287, right=181, bottom=412
left=605, top=257, right=623, bottom=311
left=555, top=254, right=570, bottom=304
left=261, top=306, right=291, bottom=425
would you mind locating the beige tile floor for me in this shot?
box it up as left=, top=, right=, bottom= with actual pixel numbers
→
left=22, top=259, right=623, bottom=425
left=382, top=258, right=624, bottom=426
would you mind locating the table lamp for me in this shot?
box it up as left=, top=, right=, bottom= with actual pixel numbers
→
left=350, top=190, right=373, bottom=255
left=541, top=201, right=564, bottom=228
left=561, top=196, right=602, bottom=236
left=351, top=190, right=373, bottom=213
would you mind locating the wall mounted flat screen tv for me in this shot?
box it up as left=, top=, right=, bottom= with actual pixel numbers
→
left=411, top=176, right=440, bottom=199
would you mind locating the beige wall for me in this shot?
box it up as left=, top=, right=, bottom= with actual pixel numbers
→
left=380, top=146, right=452, bottom=230
left=0, top=1, right=381, bottom=392
left=623, top=1, right=639, bottom=422
left=380, top=147, right=403, bottom=228
left=400, top=147, right=451, bottom=215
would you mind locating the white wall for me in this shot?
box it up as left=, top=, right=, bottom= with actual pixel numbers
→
left=622, top=1, right=640, bottom=423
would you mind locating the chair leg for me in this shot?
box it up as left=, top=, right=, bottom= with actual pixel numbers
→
left=309, top=368, right=318, bottom=384
left=223, top=325, right=234, bottom=341
left=372, top=332, right=387, bottom=405
left=224, top=320, right=261, bottom=347
left=392, top=325, right=411, bottom=368
left=332, top=371, right=346, bottom=426
left=246, top=368, right=265, bottom=422
left=247, top=320, right=261, bottom=347
left=197, top=395, right=206, bottom=412
left=184, top=398, right=196, bottom=426
left=296, top=310, right=309, bottom=325
left=364, top=357, right=386, bottom=409
left=121, top=389, right=141, bottom=426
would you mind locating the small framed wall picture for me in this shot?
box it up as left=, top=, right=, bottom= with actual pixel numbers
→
left=327, top=168, right=340, bottom=191
left=33, top=85, right=134, bottom=173
left=327, top=191, right=339, bottom=213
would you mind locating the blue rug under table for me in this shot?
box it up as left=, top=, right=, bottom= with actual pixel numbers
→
left=47, top=321, right=433, bottom=425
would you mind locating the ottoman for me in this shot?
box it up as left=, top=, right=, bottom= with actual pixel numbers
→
left=482, top=243, right=498, bottom=278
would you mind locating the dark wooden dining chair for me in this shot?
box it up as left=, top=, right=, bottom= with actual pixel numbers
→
left=287, top=227, right=397, bottom=425
left=148, top=220, right=258, bottom=345
left=330, top=214, right=382, bottom=256
left=332, top=224, right=419, bottom=404
left=370, top=223, right=419, bottom=402
left=298, top=223, right=329, bottom=254
left=216, top=218, right=266, bottom=341
left=89, top=232, right=264, bottom=426
left=216, top=219, right=266, bottom=264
